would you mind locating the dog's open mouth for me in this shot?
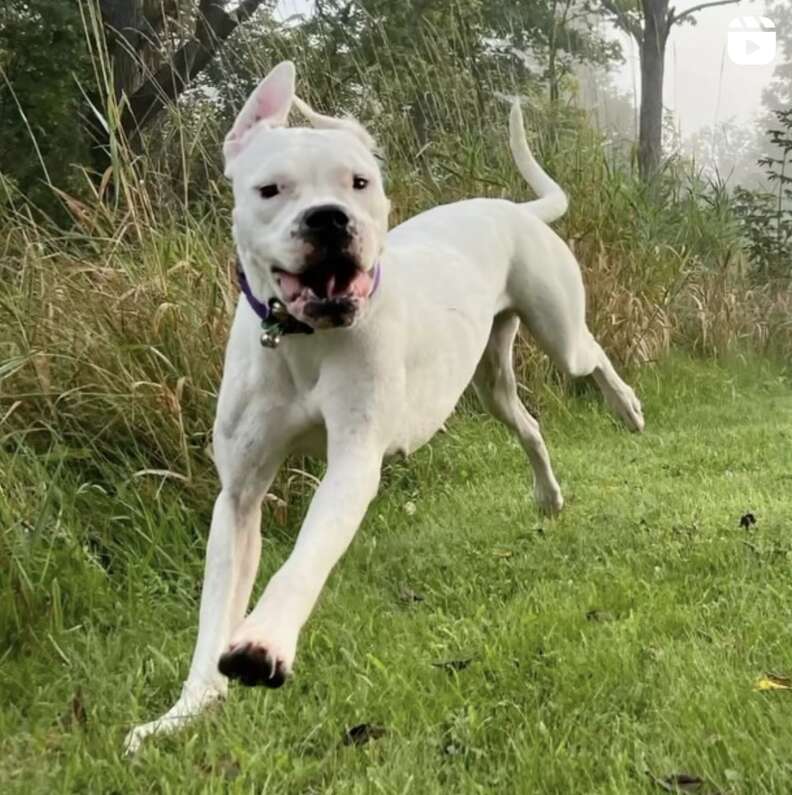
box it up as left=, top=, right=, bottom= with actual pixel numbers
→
left=273, top=257, right=374, bottom=328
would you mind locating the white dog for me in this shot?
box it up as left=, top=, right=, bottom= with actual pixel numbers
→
left=125, top=61, right=643, bottom=753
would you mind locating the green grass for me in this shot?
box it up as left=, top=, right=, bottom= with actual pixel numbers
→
left=2, top=355, right=792, bottom=794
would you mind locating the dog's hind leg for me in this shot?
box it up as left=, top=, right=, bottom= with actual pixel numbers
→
left=586, top=339, right=644, bottom=432
left=551, top=332, right=644, bottom=433
left=473, top=312, right=564, bottom=515
left=530, top=316, right=644, bottom=432
left=508, top=232, right=644, bottom=433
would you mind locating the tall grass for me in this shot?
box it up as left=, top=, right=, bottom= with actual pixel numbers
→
left=1, top=14, right=790, bottom=485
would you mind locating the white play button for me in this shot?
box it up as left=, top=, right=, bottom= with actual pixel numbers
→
left=728, top=16, right=776, bottom=65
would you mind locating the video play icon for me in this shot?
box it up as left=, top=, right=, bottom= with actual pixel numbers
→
left=728, top=17, right=776, bottom=66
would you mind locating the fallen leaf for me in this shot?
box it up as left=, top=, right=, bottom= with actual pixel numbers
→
left=739, top=512, right=756, bottom=529
left=343, top=723, right=387, bottom=746
left=649, top=772, right=704, bottom=792
left=754, top=673, right=792, bottom=691
left=586, top=609, right=617, bottom=623
left=432, top=657, right=475, bottom=672
left=398, top=586, right=425, bottom=603
left=493, top=548, right=513, bottom=558
left=58, top=688, right=87, bottom=730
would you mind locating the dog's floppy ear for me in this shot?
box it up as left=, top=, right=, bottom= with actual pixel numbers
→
left=224, top=61, right=295, bottom=172
left=293, top=96, right=378, bottom=152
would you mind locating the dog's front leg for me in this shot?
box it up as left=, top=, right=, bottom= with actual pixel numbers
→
left=219, top=437, right=383, bottom=686
left=124, top=447, right=285, bottom=754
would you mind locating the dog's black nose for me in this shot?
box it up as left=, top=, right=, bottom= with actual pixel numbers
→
left=301, top=205, right=349, bottom=236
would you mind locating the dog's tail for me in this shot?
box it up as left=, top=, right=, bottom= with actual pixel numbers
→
left=508, top=101, right=568, bottom=224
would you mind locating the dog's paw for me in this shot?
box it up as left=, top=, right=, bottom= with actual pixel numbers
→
left=218, top=642, right=291, bottom=688
left=535, top=482, right=564, bottom=516
left=124, top=718, right=180, bottom=756
left=621, top=392, right=644, bottom=433
left=608, top=386, right=644, bottom=433
left=123, top=685, right=225, bottom=755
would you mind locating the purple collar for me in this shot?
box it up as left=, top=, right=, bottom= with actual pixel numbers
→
left=235, top=259, right=272, bottom=322
left=235, top=257, right=382, bottom=323
left=369, top=259, right=382, bottom=296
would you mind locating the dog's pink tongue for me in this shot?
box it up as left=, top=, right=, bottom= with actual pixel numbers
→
left=328, top=271, right=371, bottom=298
left=349, top=269, right=373, bottom=297
left=278, top=271, right=303, bottom=301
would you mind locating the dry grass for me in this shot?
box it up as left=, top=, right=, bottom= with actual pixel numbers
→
left=2, top=203, right=789, bottom=484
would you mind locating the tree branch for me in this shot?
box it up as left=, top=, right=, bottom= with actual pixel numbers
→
left=669, top=0, right=741, bottom=27
left=121, top=0, right=268, bottom=139
left=601, top=0, right=644, bottom=41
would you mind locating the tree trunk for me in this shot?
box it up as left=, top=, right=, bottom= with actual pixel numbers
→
left=604, top=0, right=740, bottom=182
left=121, top=0, right=267, bottom=142
left=98, top=1, right=174, bottom=100
left=84, top=1, right=176, bottom=171
left=84, top=0, right=267, bottom=168
left=547, top=0, right=559, bottom=104
left=638, top=0, right=669, bottom=180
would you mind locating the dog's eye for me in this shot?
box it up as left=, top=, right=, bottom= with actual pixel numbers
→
left=352, top=176, right=369, bottom=191
left=258, top=184, right=279, bottom=199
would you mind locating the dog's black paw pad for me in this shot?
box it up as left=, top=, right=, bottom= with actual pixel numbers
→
left=218, top=643, right=288, bottom=688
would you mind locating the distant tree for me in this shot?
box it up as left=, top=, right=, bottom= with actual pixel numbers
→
left=754, top=0, right=791, bottom=169
left=0, top=0, right=275, bottom=210
left=684, top=120, right=767, bottom=188
left=762, top=0, right=791, bottom=114
left=574, top=62, right=636, bottom=147
left=734, top=109, right=792, bottom=279
left=96, top=1, right=275, bottom=147
left=291, top=0, right=620, bottom=145
left=480, top=0, right=621, bottom=102
left=600, top=0, right=740, bottom=181
left=0, top=1, right=90, bottom=211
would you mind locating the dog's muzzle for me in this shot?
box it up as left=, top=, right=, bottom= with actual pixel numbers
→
left=271, top=204, right=376, bottom=329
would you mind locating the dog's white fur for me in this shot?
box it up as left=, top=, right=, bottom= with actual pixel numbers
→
left=124, top=61, right=643, bottom=753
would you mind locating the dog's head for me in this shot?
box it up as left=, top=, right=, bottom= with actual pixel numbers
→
left=224, top=61, right=390, bottom=330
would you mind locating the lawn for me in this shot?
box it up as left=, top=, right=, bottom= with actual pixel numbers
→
left=2, top=355, right=792, bottom=794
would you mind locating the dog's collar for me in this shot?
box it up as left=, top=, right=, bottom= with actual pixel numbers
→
left=235, top=255, right=381, bottom=349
